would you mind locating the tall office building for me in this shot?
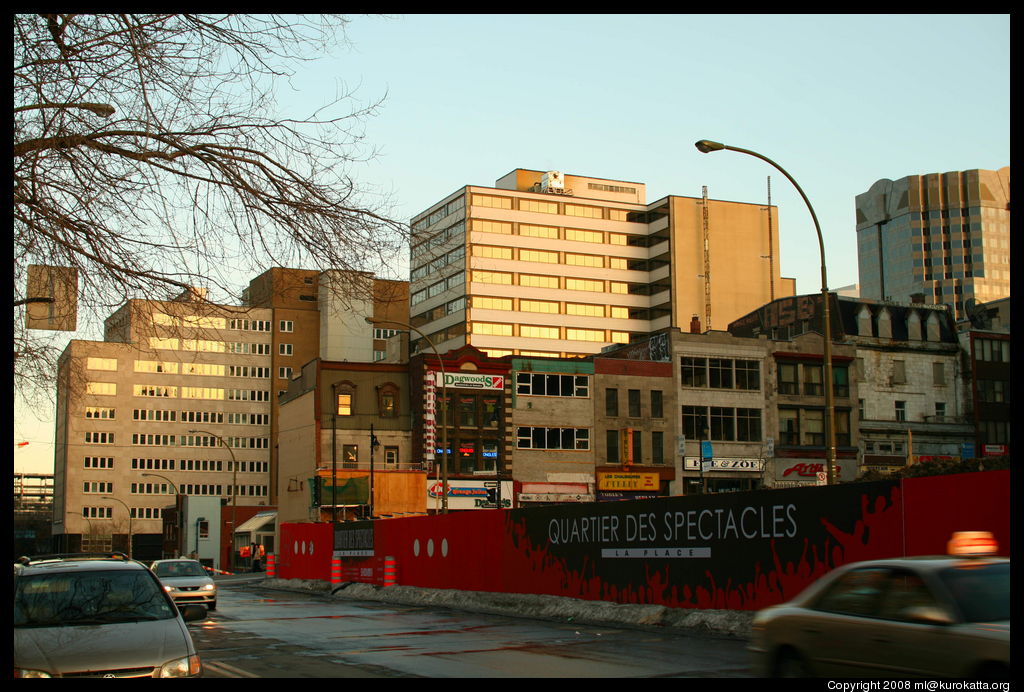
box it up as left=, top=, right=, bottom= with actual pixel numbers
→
left=855, top=167, right=1010, bottom=320
left=52, top=269, right=408, bottom=559
left=409, top=168, right=794, bottom=358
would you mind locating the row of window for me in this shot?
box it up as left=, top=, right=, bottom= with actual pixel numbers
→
left=84, top=457, right=268, bottom=472
left=85, top=382, right=272, bottom=400
left=150, top=315, right=279, bottom=332
left=606, top=389, right=665, bottom=418
left=471, top=321, right=631, bottom=344
left=682, top=357, right=761, bottom=391
left=471, top=244, right=643, bottom=270
left=471, top=296, right=633, bottom=320
left=607, top=429, right=667, bottom=465
left=470, top=270, right=639, bottom=295
left=83, top=433, right=269, bottom=449
left=124, top=409, right=268, bottom=425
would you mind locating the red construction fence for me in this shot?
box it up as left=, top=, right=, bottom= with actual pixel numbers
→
left=276, top=470, right=1009, bottom=611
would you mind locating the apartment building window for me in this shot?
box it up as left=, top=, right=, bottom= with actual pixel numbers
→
left=342, top=445, right=358, bottom=468
left=335, top=385, right=354, bottom=415
left=652, top=431, right=664, bottom=465
left=606, top=388, right=619, bottom=416
left=892, top=360, right=907, bottom=385
left=650, top=390, right=664, bottom=418
left=516, top=426, right=589, bottom=451
left=86, top=382, right=117, bottom=396
left=279, top=320, right=294, bottom=332
left=279, top=343, right=293, bottom=356
left=681, top=406, right=708, bottom=441
left=777, top=363, right=799, bottom=395
left=803, top=365, right=824, bottom=396
left=804, top=410, right=825, bottom=446
left=606, top=430, right=620, bottom=464
left=85, top=407, right=116, bottom=420
left=628, top=389, right=641, bottom=417
left=85, top=432, right=114, bottom=445
left=517, top=373, right=589, bottom=397
left=86, top=357, right=118, bottom=371
left=83, top=481, right=113, bottom=494
left=779, top=409, right=799, bottom=445
left=681, top=357, right=707, bottom=387
left=895, top=401, right=907, bottom=422
left=278, top=367, right=293, bottom=380
left=85, top=456, right=114, bottom=469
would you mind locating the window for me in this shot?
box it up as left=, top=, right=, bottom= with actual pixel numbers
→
left=892, top=360, right=907, bottom=385
left=606, top=388, right=619, bottom=416
left=278, top=367, right=293, bottom=380
left=564, top=228, right=604, bottom=243
left=736, top=408, right=762, bottom=442
left=517, top=373, right=589, bottom=397
left=473, top=245, right=513, bottom=260
left=86, top=357, right=118, bottom=371
left=652, top=431, right=664, bottom=465
left=650, top=390, right=664, bottom=418
left=710, top=407, right=735, bottom=441
left=279, top=343, right=293, bottom=356
left=342, top=445, right=358, bottom=467
left=86, top=382, right=117, bottom=396
left=85, top=407, right=116, bottom=420
left=472, top=270, right=513, bottom=285
left=681, top=357, right=707, bottom=388
left=628, top=389, right=641, bottom=417
left=520, top=299, right=559, bottom=314
left=832, top=366, right=850, bottom=398
left=735, top=360, right=761, bottom=390
left=472, top=194, right=513, bottom=209
left=681, top=406, right=708, bottom=441
left=779, top=409, right=799, bottom=445
left=519, top=249, right=559, bottom=264
left=778, top=363, right=798, bottom=395
left=472, top=219, right=512, bottom=234
left=803, top=365, right=823, bottom=396
left=565, top=278, right=604, bottom=292
left=378, top=384, right=399, bottom=418
left=384, top=447, right=399, bottom=467
left=566, top=328, right=604, bottom=342
left=516, top=426, right=589, bottom=450
left=519, top=325, right=560, bottom=339
left=85, top=431, right=114, bottom=444
left=606, top=430, right=620, bottom=464
left=336, top=392, right=353, bottom=416
left=804, top=410, right=825, bottom=446
left=565, top=204, right=603, bottom=219
left=519, top=274, right=559, bottom=289
left=895, top=401, right=907, bottom=422
left=279, top=320, right=294, bottom=332
left=518, top=224, right=558, bottom=239
left=567, top=303, right=604, bottom=317
left=474, top=296, right=514, bottom=311
left=933, top=362, right=945, bottom=385
left=707, top=358, right=733, bottom=389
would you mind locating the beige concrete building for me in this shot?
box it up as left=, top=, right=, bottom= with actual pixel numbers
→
left=52, top=269, right=408, bottom=560
left=409, top=168, right=795, bottom=359
left=856, top=167, right=1010, bottom=320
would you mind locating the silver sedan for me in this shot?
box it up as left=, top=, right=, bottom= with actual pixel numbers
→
left=749, top=538, right=1009, bottom=678
left=150, top=559, right=218, bottom=611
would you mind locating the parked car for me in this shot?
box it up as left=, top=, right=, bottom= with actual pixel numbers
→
left=14, top=552, right=205, bottom=678
left=748, top=532, right=1009, bottom=678
left=150, top=559, right=218, bottom=611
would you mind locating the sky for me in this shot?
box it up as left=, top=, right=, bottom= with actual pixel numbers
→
left=13, top=13, right=1010, bottom=474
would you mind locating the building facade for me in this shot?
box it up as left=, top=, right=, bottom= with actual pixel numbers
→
left=408, top=168, right=795, bottom=360
left=855, top=167, right=1010, bottom=320
left=52, top=269, right=408, bottom=559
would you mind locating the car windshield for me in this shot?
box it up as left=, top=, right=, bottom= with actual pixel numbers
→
left=14, top=569, right=177, bottom=628
left=937, top=562, right=1010, bottom=622
left=154, top=561, right=207, bottom=578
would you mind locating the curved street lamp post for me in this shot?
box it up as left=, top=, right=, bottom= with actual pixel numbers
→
left=141, top=472, right=182, bottom=558
left=189, top=429, right=238, bottom=570
left=695, top=140, right=838, bottom=485
left=100, top=495, right=132, bottom=558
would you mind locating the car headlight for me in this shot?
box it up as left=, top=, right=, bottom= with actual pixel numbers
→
left=202, top=583, right=215, bottom=591
left=163, top=584, right=174, bottom=592
left=158, top=654, right=202, bottom=678
left=14, top=668, right=53, bottom=678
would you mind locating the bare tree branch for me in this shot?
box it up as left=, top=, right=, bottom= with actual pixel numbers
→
left=14, top=13, right=408, bottom=399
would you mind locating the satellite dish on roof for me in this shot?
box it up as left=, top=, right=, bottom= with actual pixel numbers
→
left=962, top=298, right=991, bottom=329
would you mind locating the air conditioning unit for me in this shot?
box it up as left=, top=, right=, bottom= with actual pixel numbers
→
left=541, top=171, right=564, bottom=192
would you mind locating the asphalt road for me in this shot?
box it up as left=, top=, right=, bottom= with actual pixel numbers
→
left=194, top=577, right=753, bottom=678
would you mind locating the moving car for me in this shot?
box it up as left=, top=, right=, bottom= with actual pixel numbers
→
left=748, top=532, right=1009, bottom=678
left=150, top=559, right=218, bottom=610
left=14, top=552, right=205, bottom=678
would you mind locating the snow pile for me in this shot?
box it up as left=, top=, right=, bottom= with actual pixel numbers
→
left=260, top=578, right=754, bottom=638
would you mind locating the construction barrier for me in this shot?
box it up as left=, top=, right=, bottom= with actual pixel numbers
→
left=383, top=556, right=397, bottom=587
left=330, top=557, right=342, bottom=586
left=203, top=565, right=234, bottom=576
left=265, top=553, right=276, bottom=578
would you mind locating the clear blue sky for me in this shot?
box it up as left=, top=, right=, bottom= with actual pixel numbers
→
left=14, top=13, right=1010, bottom=473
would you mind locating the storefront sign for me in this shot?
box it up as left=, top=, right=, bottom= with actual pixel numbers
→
left=683, top=457, right=763, bottom=472
left=598, top=473, right=660, bottom=491
left=443, top=373, right=505, bottom=390
left=334, top=521, right=374, bottom=557
left=426, top=480, right=512, bottom=509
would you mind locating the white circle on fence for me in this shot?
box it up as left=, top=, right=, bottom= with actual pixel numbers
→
left=427, top=538, right=435, bottom=557
left=441, top=538, right=449, bottom=557
left=413, top=539, right=420, bottom=557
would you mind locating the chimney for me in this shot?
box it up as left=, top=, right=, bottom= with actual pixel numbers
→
left=690, top=315, right=701, bottom=334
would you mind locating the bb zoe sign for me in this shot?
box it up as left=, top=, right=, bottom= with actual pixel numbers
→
left=683, top=458, right=762, bottom=472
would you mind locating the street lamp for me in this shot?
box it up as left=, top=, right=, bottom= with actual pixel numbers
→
left=695, top=140, right=837, bottom=485
left=365, top=316, right=449, bottom=513
left=189, top=429, right=237, bottom=570
left=101, top=495, right=132, bottom=558
left=142, top=473, right=182, bottom=558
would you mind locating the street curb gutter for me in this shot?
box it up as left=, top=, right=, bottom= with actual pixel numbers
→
left=258, top=578, right=755, bottom=639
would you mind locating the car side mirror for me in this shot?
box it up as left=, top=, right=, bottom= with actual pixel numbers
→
left=179, top=604, right=208, bottom=622
left=902, top=606, right=953, bottom=625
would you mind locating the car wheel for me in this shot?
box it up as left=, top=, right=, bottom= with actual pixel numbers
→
left=774, top=649, right=811, bottom=678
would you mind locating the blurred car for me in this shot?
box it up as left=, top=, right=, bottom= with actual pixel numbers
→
left=150, top=559, right=217, bottom=610
left=14, top=552, right=205, bottom=678
left=749, top=532, right=1009, bottom=678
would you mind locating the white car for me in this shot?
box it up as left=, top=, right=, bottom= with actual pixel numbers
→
left=150, top=559, right=218, bottom=611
